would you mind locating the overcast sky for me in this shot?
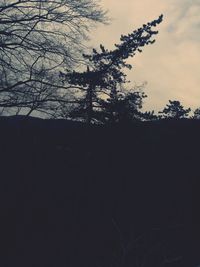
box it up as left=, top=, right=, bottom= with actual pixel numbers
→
left=89, top=0, right=200, bottom=112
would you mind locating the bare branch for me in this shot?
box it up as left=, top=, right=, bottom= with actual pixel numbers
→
left=0, top=0, right=107, bottom=116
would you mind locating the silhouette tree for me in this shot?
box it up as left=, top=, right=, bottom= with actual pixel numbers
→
left=0, top=0, right=107, bottom=116
left=61, top=15, right=163, bottom=123
left=93, top=85, right=150, bottom=123
left=159, top=100, right=191, bottom=119
left=193, top=108, right=200, bottom=119
left=139, top=110, right=159, bottom=121
left=98, top=91, right=146, bottom=123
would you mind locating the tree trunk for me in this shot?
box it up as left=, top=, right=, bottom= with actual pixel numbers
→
left=86, top=83, right=94, bottom=124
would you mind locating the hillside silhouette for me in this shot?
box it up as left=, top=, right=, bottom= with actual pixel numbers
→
left=0, top=116, right=198, bottom=267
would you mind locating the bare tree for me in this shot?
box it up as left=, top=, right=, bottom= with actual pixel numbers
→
left=0, top=0, right=107, bottom=116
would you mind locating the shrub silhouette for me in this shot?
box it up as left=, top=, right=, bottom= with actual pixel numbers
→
left=159, top=100, right=191, bottom=119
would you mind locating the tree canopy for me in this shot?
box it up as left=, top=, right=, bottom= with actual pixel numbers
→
left=61, top=15, right=163, bottom=123
left=159, top=100, right=191, bottom=119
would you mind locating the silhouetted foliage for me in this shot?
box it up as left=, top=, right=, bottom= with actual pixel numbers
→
left=61, top=15, right=163, bottom=123
left=140, top=110, right=159, bottom=121
left=94, top=86, right=153, bottom=123
left=159, top=100, right=191, bottom=119
left=64, top=85, right=149, bottom=123
left=193, top=108, right=200, bottom=119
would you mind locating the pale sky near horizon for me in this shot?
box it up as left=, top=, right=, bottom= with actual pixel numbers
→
left=89, top=0, right=200, bottom=112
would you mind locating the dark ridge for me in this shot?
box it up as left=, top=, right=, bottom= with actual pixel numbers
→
left=0, top=116, right=198, bottom=267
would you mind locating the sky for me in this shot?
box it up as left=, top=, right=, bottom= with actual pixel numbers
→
left=89, top=0, right=200, bottom=112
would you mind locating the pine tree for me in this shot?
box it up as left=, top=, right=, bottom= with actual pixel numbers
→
left=193, top=108, right=200, bottom=119
left=159, top=100, right=191, bottom=119
left=62, top=15, right=163, bottom=123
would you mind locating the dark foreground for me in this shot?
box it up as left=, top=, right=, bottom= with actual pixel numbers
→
left=0, top=116, right=199, bottom=267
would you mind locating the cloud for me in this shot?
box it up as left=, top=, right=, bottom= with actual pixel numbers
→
left=90, top=0, right=200, bottom=112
